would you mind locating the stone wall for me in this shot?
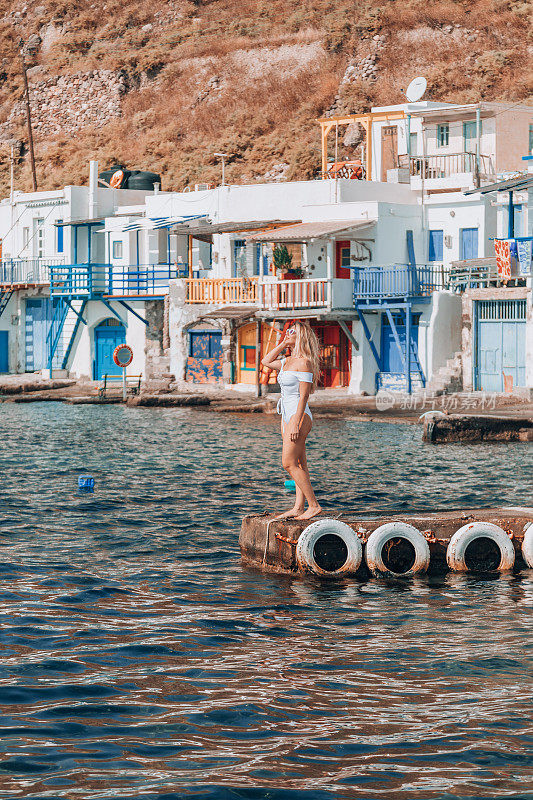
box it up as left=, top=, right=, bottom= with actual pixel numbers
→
left=9, top=70, right=126, bottom=137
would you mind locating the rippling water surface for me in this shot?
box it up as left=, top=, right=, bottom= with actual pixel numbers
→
left=1, top=403, right=532, bottom=799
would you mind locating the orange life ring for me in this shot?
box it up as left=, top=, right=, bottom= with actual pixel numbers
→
left=109, top=170, right=125, bottom=189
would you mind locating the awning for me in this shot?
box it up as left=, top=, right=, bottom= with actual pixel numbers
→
left=198, top=306, right=257, bottom=320
left=247, top=219, right=376, bottom=243
left=464, top=174, right=533, bottom=195
left=55, top=217, right=106, bottom=226
left=123, top=214, right=208, bottom=232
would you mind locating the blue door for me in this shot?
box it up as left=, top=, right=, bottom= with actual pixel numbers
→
left=476, top=300, right=526, bottom=392
left=428, top=230, right=443, bottom=262
left=94, top=319, right=126, bottom=379
left=25, top=298, right=57, bottom=371
left=381, top=314, right=419, bottom=374
left=0, top=331, right=8, bottom=372
left=186, top=330, right=223, bottom=383
left=460, top=228, right=478, bottom=260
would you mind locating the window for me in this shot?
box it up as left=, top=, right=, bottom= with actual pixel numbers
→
left=460, top=228, right=479, bottom=260
left=33, top=218, right=44, bottom=258
left=233, top=239, right=246, bottom=277
left=463, top=120, right=480, bottom=152
left=56, top=221, right=63, bottom=254
left=240, top=345, right=256, bottom=371
left=436, top=124, right=449, bottom=148
left=22, top=227, right=29, bottom=249
left=112, top=240, right=123, bottom=259
left=428, top=230, right=444, bottom=262
left=409, top=132, right=418, bottom=157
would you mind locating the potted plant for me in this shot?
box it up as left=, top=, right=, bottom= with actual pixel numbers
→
left=272, top=245, right=304, bottom=279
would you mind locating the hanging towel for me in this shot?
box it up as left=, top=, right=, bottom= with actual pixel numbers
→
left=494, top=239, right=512, bottom=280
left=516, top=239, right=533, bottom=276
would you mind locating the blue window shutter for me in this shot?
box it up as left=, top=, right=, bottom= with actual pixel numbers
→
left=57, top=221, right=64, bottom=253
left=428, top=230, right=443, bottom=262
left=460, top=228, right=478, bottom=260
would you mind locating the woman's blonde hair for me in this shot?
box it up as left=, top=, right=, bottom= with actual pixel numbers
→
left=293, top=321, right=320, bottom=392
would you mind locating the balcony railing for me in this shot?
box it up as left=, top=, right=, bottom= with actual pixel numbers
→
left=50, top=263, right=187, bottom=298
left=408, top=152, right=495, bottom=179
left=185, top=277, right=258, bottom=304
left=353, top=264, right=449, bottom=301
left=106, top=264, right=187, bottom=297
left=0, top=257, right=65, bottom=286
left=260, top=278, right=330, bottom=311
left=448, top=258, right=528, bottom=290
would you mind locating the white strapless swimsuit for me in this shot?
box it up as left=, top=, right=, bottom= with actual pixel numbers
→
left=276, top=357, right=313, bottom=426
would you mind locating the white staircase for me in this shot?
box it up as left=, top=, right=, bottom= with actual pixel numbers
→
left=426, top=351, right=463, bottom=395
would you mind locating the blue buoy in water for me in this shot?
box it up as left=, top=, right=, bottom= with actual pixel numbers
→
left=284, top=479, right=296, bottom=491
left=78, top=475, right=95, bottom=492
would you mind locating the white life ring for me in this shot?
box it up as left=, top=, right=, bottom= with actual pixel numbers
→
left=521, top=522, right=533, bottom=568
left=296, top=519, right=362, bottom=576
left=365, top=522, right=430, bottom=577
left=446, top=521, right=515, bottom=572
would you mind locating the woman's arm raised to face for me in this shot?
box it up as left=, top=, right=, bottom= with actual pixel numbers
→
left=260, top=334, right=292, bottom=372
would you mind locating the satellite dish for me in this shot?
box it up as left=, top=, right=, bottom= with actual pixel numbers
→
left=406, top=76, right=427, bottom=103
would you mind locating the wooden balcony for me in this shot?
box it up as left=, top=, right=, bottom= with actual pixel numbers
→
left=260, top=278, right=329, bottom=311
left=408, top=152, right=495, bottom=180
left=185, top=277, right=258, bottom=305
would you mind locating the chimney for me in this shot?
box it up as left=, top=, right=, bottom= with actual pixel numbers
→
left=89, top=160, right=98, bottom=219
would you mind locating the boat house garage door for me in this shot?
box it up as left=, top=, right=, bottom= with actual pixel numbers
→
left=476, top=299, right=526, bottom=392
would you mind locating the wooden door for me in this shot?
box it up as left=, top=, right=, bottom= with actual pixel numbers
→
left=312, top=322, right=351, bottom=388
left=381, top=126, right=398, bottom=181
left=335, top=240, right=351, bottom=279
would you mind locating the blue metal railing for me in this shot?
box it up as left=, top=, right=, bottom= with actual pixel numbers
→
left=353, top=264, right=449, bottom=301
left=50, top=263, right=188, bottom=298
left=106, top=263, right=187, bottom=296
left=46, top=299, right=69, bottom=371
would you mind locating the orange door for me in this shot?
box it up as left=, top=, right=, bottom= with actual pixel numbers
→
left=335, top=240, right=351, bottom=279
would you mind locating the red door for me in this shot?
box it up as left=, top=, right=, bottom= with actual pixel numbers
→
left=335, top=240, right=351, bottom=278
left=311, top=322, right=351, bottom=388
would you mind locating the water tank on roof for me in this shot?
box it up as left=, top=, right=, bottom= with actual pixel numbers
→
left=99, top=164, right=130, bottom=188
left=126, top=170, right=162, bottom=191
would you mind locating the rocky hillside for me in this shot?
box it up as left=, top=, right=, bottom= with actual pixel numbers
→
left=0, top=0, right=531, bottom=194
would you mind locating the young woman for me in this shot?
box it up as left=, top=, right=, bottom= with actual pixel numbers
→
left=261, top=321, right=322, bottom=521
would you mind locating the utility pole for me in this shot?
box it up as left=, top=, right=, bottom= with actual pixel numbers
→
left=19, top=45, right=37, bottom=192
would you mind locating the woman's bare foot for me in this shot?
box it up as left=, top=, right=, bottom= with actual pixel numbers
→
left=294, top=505, right=322, bottom=520
left=272, top=506, right=305, bottom=521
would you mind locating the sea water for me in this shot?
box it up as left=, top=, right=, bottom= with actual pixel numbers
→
left=0, top=403, right=532, bottom=799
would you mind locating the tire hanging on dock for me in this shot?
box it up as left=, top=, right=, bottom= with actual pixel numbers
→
left=446, top=522, right=515, bottom=573
left=296, top=519, right=362, bottom=576
left=521, top=522, right=533, bottom=568
left=365, top=522, right=431, bottom=577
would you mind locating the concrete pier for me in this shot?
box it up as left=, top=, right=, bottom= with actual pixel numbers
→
left=423, top=414, right=533, bottom=443
left=240, top=508, right=533, bottom=578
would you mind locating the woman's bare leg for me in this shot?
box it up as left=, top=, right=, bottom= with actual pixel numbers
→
left=271, top=422, right=306, bottom=520
left=281, top=415, right=321, bottom=520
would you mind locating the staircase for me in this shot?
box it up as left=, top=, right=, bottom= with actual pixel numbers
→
left=426, top=351, right=463, bottom=395
left=47, top=299, right=86, bottom=372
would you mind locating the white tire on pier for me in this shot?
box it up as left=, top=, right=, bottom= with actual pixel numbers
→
left=446, top=521, right=515, bottom=572
left=296, top=519, right=362, bottom=576
left=521, top=522, right=533, bottom=568
left=365, top=522, right=430, bottom=577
